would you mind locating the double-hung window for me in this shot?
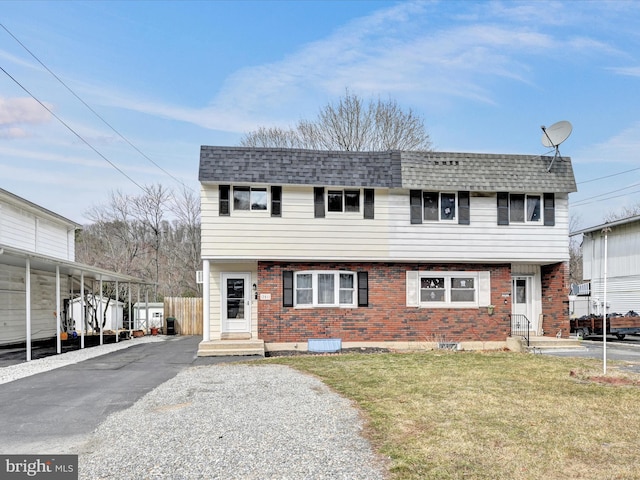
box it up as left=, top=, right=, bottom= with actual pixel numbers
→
left=420, top=274, right=476, bottom=306
left=234, top=186, right=267, bottom=211
left=219, top=185, right=282, bottom=216
left=294, top=271, right=356, bottom=307
left=315, top=187, right=375, bottom=219
left=327, top=189, right=360, bottom=213
left=407, top=271, right=490, bottom=308
left=498, top=193, right=546, bottom=224
left=283, top=271, right=369, bottom=308
left=410, top=190, right=470, bottom=224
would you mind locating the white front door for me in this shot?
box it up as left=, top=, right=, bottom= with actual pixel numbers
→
left=512, top=276, right=537, bottom=333
left=222, top=273, right=251, bottom=334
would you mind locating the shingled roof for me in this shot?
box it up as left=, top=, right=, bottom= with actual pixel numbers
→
left=199, top=146, right=577, bottom=193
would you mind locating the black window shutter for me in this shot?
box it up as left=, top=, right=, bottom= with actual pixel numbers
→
left=544, top=193, right=555, bottom=226
left=410, top=190, right=422, bottom=224
left=458, top=191, right=470, bottom=225
left=219, top=185, right=230, bottom=216
left=271, top=186, right=282, bottom=217
left=357, top=271, right=369, bottom=307
left=314, top=187, right=325, bottom=218
left=283, top=271, right=293, bottom=307
left=497, top=192, right=509, bottom=225
left=364, top=189, right=374, bottom=219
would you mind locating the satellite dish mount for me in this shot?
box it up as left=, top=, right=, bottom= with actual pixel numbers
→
left=541, top=120, right=572, bottom=172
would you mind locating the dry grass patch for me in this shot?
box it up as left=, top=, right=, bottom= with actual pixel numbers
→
left=265, top=351, right=640, bottom=480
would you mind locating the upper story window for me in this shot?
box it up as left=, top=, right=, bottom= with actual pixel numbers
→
left=410, top=190, right=469, bottom=225
left=234, top=187, right=267, bottom=211
left=498, top=192, right=554, bottom=226
left=219, top=185, right=282, bottom=217
left=314, top=187, right=375, bottom=219
left=328, top=189, right=360, bottom=213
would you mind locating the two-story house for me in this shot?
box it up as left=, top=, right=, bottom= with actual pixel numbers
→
left=198, top=147, right=577, bottom=356
left=572, top=215, right=640, bottom=316
left=0, top=188, right=150, bottom=360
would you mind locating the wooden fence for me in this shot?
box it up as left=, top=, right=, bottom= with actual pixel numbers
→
left=163, top=297, right=203, bottom=335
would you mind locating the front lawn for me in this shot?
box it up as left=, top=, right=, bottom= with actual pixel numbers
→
left=266, top=351, right=640, bottom=480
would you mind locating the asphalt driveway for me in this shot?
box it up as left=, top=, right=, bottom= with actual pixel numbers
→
left=0, top=336, right=245, bottom=453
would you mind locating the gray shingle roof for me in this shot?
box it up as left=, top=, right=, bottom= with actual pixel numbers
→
left=199, top=147, right=577, bottom=193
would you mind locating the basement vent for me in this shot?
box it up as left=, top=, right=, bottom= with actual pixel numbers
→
left=308, top=338, right=342, bottom=353
left=438, top=342, right=460, bottom=351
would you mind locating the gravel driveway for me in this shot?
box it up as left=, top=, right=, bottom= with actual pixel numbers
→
left=77, top=363, right=387, bottom=479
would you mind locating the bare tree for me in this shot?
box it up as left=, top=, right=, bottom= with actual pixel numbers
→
left=569, top=213, right=583, bottom=285
left=168, top=186, right=202, bottom=296
left=603, top=202, right=640, bottom=223
left=132, top=184, right=171, bottom=301
left=240, top=90, right=432, bottom=152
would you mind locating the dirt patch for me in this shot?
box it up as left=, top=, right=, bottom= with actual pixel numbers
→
left=266, top=347, right=391, bottom=357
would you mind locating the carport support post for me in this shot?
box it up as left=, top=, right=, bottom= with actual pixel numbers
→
left=25, top=258, right=31, bottom=362
left=145, top=290, right=149, bottom=334
left=56, top=266, right=61, bottom=354
left=128, top=283, right=132, bottom=337
left=115, top=280, right=119, bottom=343
left=80, top=272, right=85, bottom=349
left=99, top=275, right=104, bottom=346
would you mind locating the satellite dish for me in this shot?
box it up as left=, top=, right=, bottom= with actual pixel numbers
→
left=541, top=120, right=572, bottom=148
left=540, top=120, right=572, bottom=171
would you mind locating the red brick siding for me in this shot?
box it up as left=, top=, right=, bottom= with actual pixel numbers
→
left=258, top=262, right=513, bottom=343
left=541, top=261, right=571, bottom=337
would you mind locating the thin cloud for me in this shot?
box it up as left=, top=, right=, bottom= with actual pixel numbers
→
left=73, top=1, right=633, bottom=135
left=0, top=96, right=51, bottom=125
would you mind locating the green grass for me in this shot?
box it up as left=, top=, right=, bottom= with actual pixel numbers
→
left=264, top=351, right=640, bottom=480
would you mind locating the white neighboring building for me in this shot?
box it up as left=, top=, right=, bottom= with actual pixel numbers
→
left=70, top=295, right=125, bottom=333
left=133, top=302, right=164, bottom=329
left=0, top=188, right=150, bottom=360
left=572, top=215, right=640, bottom=316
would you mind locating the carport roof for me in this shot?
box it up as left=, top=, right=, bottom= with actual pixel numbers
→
left=0, top=243, right=153, bottom=284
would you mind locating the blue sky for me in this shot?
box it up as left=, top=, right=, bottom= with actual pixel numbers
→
left=1, top=0, right=640, bottom=228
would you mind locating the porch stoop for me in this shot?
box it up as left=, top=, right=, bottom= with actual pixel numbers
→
left=197, top=339, right=265, bottom=357
left=525, top=336, right=586, bottom=353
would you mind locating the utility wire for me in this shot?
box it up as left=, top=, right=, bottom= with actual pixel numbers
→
left=577, top=165, right=640, bottom=185
left=1, top=23, right=193, bottom=192
left=0, top=65, right=146, bottom=192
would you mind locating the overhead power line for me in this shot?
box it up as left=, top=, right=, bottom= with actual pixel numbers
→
left=0, top=65, right=146, bottom=192
left=0, top=23, right=193, bottom=192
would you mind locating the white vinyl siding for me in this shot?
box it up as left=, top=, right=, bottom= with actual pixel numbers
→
left=581, top=221, right=640, bottom=314
left=201, top=185, right=570, bottom=263
left=0, top=203, right=75, bottom=261
left=0, top=264, right=69, bottom=345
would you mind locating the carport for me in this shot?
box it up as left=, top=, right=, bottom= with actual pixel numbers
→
left=0, top=243, right=155, bottom=362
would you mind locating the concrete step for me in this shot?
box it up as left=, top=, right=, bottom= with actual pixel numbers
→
left=197, top=339, right=265, bottom=357
left=524, top=336, right=586, bottom=353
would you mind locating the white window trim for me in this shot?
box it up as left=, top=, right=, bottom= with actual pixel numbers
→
left=406, top=270, right=491, bottom=309
left=423, top=191, right=457, bottom=222
left=232, top=186, right=270, bottom=213
left=326, top=188, right=362, bottom=216
left=510, top=193, right=542, bottom=224
left=294, top=270, right=357, bottom=308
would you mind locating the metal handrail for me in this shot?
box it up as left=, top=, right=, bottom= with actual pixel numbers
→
left=510, top=314, right=531, bottom=347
